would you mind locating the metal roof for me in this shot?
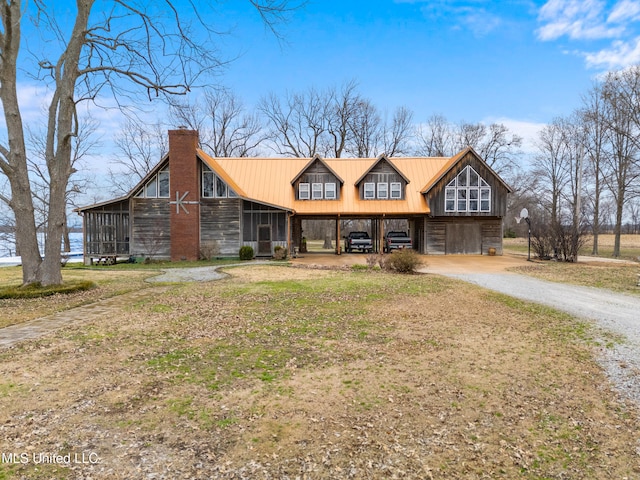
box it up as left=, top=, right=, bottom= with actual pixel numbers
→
left=203, top=153, right=451, bottom=216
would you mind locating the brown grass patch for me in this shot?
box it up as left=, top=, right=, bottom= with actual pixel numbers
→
left=511, top=261, right=640, bottom=296
left=0, top=266, right=638, bottom=479
left=0, top=266, right=155, bottom=329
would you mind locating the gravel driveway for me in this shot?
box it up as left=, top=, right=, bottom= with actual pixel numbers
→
left=446, top=271, right=640, bottom=407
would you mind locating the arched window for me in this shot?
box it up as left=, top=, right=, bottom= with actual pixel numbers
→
left=445, top=166, right=491, bottom=213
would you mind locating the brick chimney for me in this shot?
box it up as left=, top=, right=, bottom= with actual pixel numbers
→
left=168, top=129, right=200, bottom=261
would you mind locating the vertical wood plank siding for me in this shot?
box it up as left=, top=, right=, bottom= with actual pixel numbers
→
left=131, top=199, right=171, bottom=258
left=425, top=218, right=504, bottom=254
left=200, top=198, right=242, bottom=255
left=293, top=162, right=341, bottom=200
left=358, top=161, right=406, bottom=200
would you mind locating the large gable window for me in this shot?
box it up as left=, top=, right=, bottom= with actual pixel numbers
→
left=445, top=166, right=491, bottom=213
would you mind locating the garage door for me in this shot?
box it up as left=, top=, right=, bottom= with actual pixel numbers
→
left=446, top=223, right=481, bottom=254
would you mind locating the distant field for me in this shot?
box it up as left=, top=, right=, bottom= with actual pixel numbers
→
left=504, top=234, right=640, bottom=260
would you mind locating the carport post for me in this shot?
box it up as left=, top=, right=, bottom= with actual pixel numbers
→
left=336, top=215, right=341, bottom=255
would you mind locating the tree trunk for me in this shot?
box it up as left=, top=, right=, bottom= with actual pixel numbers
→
left=12, top=173, right=43, bottom=284
left=0, top=0, right=43, bottom=285
left=322, top=231, right=332, bottom=249
left=613, top=198, right=623, bottom=257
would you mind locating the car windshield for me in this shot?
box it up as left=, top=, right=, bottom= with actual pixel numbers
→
left=352, top=232, right=368, bottom=238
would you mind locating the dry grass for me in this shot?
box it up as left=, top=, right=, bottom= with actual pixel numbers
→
left=504, top=234, right=640, bottom=296
left=0, top=265, right=638, bottom=479
left=505, top=234, right=640, bottom=260
left=0, top=266, right=155, bottom=329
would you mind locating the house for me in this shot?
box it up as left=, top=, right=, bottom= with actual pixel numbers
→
left=77, top=129, right=511, bottom=263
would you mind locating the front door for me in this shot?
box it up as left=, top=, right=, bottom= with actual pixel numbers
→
left=258, top=225, right=272, bottom=256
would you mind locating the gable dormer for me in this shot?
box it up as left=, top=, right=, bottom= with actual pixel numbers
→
left=291, top=154, right=344, bottom=200
left=421, top=147, right=512, bottom=217
left=354, top=155, right=410, bottom=200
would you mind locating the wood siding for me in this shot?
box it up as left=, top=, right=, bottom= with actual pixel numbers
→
left=424, top=152, right=509, bottom=217
left=481, top=221, right=503, bottom=255
left=358, top=160, right=407, bottom=200
left=201, top=198, right=242, bottom=255
left=425, top=217, right=504, bottom=255
left=425, top=221, right=446, bottom=254
left=131, top=198, right=171, bottom=258
left=293, top=161, right=341, bottom=200
left=83, top=200, right=130, bottom=255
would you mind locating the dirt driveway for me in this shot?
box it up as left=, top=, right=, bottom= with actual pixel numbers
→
left=291, top=251, right=529, bottom=272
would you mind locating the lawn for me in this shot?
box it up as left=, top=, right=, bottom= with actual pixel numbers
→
left=504, top=233, right=640, bottom=261
left=0, top=265, right=638, bottom=479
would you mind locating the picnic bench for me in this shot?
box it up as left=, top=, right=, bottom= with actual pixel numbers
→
left=91, top=255, right=118, bottom=266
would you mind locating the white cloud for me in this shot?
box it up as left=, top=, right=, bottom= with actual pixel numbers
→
left=537, top=0, right=640, bottom=70
left=412, top=1, right=505, bottom=37
left=584, top=36, right=640, bottom=68
left=607, top=0, right=640, bottom=23
left=537, top=0, right=624, bottom=40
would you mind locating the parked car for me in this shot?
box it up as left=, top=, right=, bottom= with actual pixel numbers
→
left=384, top=231, right=412, bottom=253
left=344, top=231, right=373, bottom=253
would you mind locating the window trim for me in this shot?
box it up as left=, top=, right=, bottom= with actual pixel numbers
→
left=299, top=182, right=310, bottom=200
left=325, top=182, right=336, bottom=200
left=312, top=182, right=323, bottom=200
left=157, top=170, right=170, bottom=198
left=445, top=166, right=491, bottom=213
left=390, top=182, right=402, bottom=199
left=377, top=182, right=388, bottom=199
left=363, top=182, right=375, bottom=200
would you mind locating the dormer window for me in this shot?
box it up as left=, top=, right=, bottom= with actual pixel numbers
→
left=312, top=183, right=323, bottom=200
left=445, top=166, right=491, bottom=213
left=377, top=182, right=388, bottom=199
left=325, top=182, right=336, bottom=200
left=390, top=182, right=401, bottom=199
left=364, top=183, right=375, bottom=199
left=299, top=183, right=310, bottom=200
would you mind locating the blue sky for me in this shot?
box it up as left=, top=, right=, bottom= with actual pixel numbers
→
left=202, top=0, right=640, bottom=149
left=9, top=0, right=640, bottom=188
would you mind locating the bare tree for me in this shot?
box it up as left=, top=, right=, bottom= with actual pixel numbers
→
left=454, top=122, right=522, bottom=176
left=171, top=89, right=264, bottom=157
left=0, top=1, right=298, bottom=285
left=600, top=67, right=640, bottom=257
left=27, top=117, right=100, bottom=252
left=326, top=80, right=362, bottom=158
left=109, top=119, right=168, bottom=196
left=382, top=106, right=414, bottom=157
left=259, top=88, right=331, bottom=158
left=415, top=115, right=522, bottom=175
left=532, top=118, right=572, bottom=229
left=580, top=83, right=608, bottom=255
left=346, top=99, right=381, bottom=158
left=415, top=114, right=454, bottom=157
